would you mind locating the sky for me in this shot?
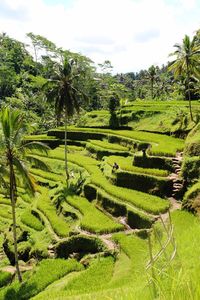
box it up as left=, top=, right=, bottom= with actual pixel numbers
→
left=0, top=0, right=199, bottom=73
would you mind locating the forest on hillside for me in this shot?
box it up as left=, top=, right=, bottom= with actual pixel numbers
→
left=0, top=29, right=200, bottom=130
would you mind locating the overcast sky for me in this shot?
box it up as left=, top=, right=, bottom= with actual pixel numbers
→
left=0, top=0, right=199, bottom=73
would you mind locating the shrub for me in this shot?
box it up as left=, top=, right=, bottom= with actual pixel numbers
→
left=55, top=235, right=106, bottom=259
left=182, top=181, right=200, bottom=214
left=181, top=156, right=200, bottom=184
left=109, top=95, right=120, bottom=129
left=184, top=123, right=200, bottom=156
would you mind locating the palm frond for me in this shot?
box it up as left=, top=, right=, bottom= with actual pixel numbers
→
left=26, top=155, right=50, bottom=172
left=22, top=141, right=50, bottom=155
left=0, top=165, right=9, bottom=190
left=1, top=107, right=11, bottom=141
left=13, top=157, right=36, bottom=196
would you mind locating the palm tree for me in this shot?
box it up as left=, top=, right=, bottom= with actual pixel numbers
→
left=169, top=35, right=200, bottom=121
left=0, top=107, right=49, bottom=282
left=44, top=56, right=87, bottom=182
left=147, top=65, right=158, bottom=99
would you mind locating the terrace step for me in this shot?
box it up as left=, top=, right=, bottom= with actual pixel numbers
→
left=173, top=183, right=183, bottom=187
left=48, top=249, right=55, bottom=258
left=173, top=163, right=182, bottom=168
left=172, top=157, right=182, bottom=161
left=174, top=168, right=181, bottom=172
left=173, top=178, right=182, bottom=183
left=170, top=154, right=184, bottom=199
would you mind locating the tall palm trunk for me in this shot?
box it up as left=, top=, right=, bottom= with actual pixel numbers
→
left=64, top=107, right=69, bottom=186
left=9, top=156, right=22, bottom=283
left=186, top=58, right=194, bottom=122
left=151, top=78, right=154, bottom=99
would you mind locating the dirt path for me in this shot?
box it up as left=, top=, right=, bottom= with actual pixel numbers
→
left=2, top=265, right=33, bottom=274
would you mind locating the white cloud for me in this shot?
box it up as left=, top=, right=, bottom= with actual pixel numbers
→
left=0, top=0, right=199, bottom=73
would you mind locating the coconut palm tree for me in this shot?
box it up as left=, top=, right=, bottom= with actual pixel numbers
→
left=169, top=35, right=200, bottom=121
left=0, top=107, right=49, bottom=282
left=147, top=65, right=158, bottom=99
left=44, top=56, right=87, bottom=182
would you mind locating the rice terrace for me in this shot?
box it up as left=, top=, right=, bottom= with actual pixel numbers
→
left=0, top=22, right=199, bottom=300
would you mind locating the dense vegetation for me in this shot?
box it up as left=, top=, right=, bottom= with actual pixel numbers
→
left=0, top=28, right=199, bottom=300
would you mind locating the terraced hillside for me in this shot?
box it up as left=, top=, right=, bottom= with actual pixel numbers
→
left=0, top=103, right=199, bottom=299
left=78, top=100, right=200, bottom=135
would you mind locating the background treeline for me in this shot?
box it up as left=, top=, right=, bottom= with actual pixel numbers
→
left=0, top=29, right=199, bottom=132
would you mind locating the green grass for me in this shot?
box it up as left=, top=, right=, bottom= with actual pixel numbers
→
left=35, top=150, right=169, bottom=214
left=111, top=233, right=148, bottom=287
left=0, top=259, right=83, bottom=300
left=106, top=156, right=169, bottom=177
left=121, top=100, right=200, bottom=110
left=66, top=195, right=123, bottom=233
left=88, top=140, right=129, bottom=151
left=59, top=145, right=84, bottom=152
left=21, top=210, right=44, bottom=231
left=146, top=210, right=200, bottom=300
left=32, top=236, right=149, bottom=300
left=77, top=110, right=110, bottom=127
left=0, top=198, right=10, bottom=206
left=31, top=168, right=64, bottom=183
left=33, top=256, right=115, bottom=299
left=37, top=188, right=71, bottom=237
left=50, top=126, right=184, bottom=157
left=25, top=134, right=57, bottom=140
left=86, top=140, right=129, bottom=159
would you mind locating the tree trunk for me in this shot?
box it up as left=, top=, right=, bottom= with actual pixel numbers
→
left=64, top=107, right=69, bottom=185
left=186, top=59, right=193, bottom=122
left=9, top=160, right=22, bottom=283
left=151, top=78, right=154, bottom=99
